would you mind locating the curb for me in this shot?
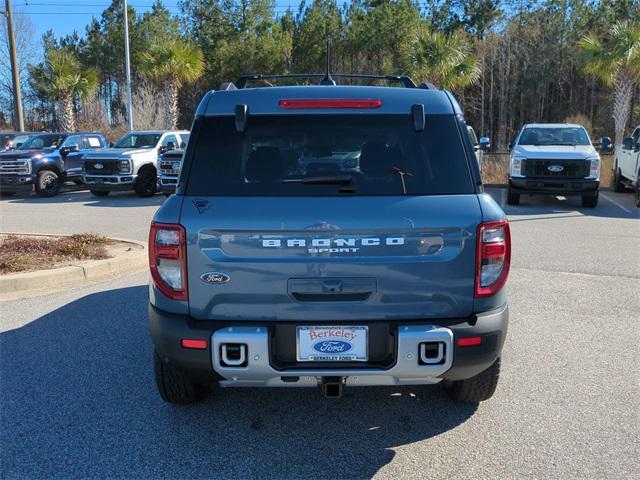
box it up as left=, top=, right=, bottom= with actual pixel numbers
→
left=0, top=233, right=147, bottom=296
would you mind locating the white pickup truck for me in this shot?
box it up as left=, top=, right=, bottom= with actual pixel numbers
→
left=611, top=125, right=640, bottom=207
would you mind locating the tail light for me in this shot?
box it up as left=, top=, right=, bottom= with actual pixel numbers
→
left=149, top=222, right=188, bottom=300
left=475, top=220, right=511, bottom=297
left=278, top=99, right=382, bottom=109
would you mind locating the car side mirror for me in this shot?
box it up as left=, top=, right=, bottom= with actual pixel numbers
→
left=479, top=136, right=491, bottom=151
left=622, top=137, right=634, bottom=150
left=598, top=136, right=613, bottom=153
left=60, top=144, right=79, bottom=156
left=166, top=141, right=176, bottom=151
left=180, top=142, right=186, bottom=149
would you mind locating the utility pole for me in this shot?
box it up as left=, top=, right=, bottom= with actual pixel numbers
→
left=4, top=0, right=24, bottom=131
left=123, top=0, right=133, bottom=131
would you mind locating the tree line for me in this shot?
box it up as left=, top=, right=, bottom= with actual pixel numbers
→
left=1, top=0, right=639, bottom=148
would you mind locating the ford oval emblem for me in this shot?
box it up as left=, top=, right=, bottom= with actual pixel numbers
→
left=200, top=272, right=230, bottom=284
left=313, top=340, right=352, bottom=353
left=547, top=164, right=564, bottom=172
left=94, top=163, right=104, bottom=169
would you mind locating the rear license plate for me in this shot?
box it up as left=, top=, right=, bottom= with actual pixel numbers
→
left=297, top=326, right=368, bottom=362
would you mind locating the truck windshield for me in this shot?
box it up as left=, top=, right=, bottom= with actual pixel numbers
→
left=18, top=134, right=65, bottom=150
left=518, top=127, right=590, bottom=146
left=113, top=133, right=161, bottom=149
left=185, top=114, right=474, bottom=196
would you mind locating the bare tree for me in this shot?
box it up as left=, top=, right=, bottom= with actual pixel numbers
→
left=0, top=10, right=39, bottom=128
left=131, top=81, right=167, bottom=130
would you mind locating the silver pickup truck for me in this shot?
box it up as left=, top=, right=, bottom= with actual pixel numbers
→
left=158, top=148, right=185, bottom=196
left=83, top=130, right=189, bottom=197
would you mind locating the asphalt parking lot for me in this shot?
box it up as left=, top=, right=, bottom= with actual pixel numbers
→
left=1, top=188, right=638, bottom=479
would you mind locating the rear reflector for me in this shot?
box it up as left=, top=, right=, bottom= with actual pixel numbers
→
left=278, top=99, right=382, bottom=109
left=181, top=339, right=208, bottom=350
left=457, top=336, right=482, bottom=347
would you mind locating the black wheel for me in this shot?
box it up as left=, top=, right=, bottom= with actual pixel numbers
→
left=611, top=161, right=625, bottom=192
left=154, top=351, right=209, bottom=404
left=582, top=192, right=599, bottom=208
left=443, top=357, right=501, bottom=403
left=90, top=190, right=110, bottom=197
left=35, top=170, right=60, bottom=197
left=135, top=169, right=157, bottom=197
left=506, top=188, right=520, bottom=205
left=0, top=191, right=15, bottom=198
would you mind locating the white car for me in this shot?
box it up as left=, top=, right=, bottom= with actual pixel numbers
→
left=83, top=130, right=189, bottom=197
left=507, top=123, right=601, bottom=208
left=611, top=125, right=640, bottom=207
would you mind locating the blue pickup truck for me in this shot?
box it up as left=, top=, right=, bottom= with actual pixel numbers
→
left=148, top=74, right=511, bottom=404
left=0, top=132, right=107, bottom=197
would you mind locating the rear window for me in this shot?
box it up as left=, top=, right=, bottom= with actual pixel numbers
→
left=185, top=114, right=474, bottom=196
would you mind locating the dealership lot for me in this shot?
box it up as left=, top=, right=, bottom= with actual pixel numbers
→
left=1, top=189, right=638, bottom=479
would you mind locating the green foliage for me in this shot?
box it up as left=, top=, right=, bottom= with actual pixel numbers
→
left=139, top=39, right=205, bottom=88
left=29, top=48, right=98, bottom=102
left=412, top=28, right=481, bottom=90
left=580, top=20, right=640, bottom=86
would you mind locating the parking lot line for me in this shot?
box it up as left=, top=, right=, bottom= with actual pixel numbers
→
left=600, top=192, right=633, bottom=214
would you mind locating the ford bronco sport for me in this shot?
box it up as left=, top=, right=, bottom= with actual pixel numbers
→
left=149, top=74, right=511, bottom=404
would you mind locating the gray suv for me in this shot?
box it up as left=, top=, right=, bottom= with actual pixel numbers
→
left=148, top=74, right=511, bottom=404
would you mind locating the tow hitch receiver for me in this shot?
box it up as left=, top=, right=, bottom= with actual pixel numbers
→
left=321, top=377, right=345, bottom=399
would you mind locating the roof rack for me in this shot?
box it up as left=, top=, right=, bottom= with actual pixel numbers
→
left=232, top=74, right=418, bottom=90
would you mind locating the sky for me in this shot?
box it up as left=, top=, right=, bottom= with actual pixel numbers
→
left=10, top=0, right=306, bottom=42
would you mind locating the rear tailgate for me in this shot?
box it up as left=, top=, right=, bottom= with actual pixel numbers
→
left=184, top=195, right=481, bottom=321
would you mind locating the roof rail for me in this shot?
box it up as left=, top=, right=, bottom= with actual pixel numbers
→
left=235, top=74, right=417, bottom=89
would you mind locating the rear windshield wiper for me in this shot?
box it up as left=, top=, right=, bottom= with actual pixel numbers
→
left=282, top=175, right=353, bottom=185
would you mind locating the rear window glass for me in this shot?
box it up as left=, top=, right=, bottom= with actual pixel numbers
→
left=185, top=114, right=474, bottom=196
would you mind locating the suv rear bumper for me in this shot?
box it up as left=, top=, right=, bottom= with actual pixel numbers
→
left=509, top=177, right=599, bottom=196
left=149, top=304, right=508, bottom=386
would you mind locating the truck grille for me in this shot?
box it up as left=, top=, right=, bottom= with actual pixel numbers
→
left=0, top=159, right=30, bottom=174
left=524, top=159, right=589, bottom=178
left=85, top=159, right=120, bottom=174
left=160, top=159, right=181, bottom=175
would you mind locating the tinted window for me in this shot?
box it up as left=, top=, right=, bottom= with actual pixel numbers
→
left=19, top=134, right=65, bottom=150
left=63, top=135, right=82, bottom=147
left=518, top=127, right=590, bottom=146
left=185, top=115, right=474, bottom=196
left=113, top=133, right=161, bottom=148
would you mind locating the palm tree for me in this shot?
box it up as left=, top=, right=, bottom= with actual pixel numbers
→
left=139, top=39, right=205, bottom=129
left=580, top=20, right=640, bottom=145
left=412, top=28, right=481, bottom=90
left=29, top=48, right=98, bottom=132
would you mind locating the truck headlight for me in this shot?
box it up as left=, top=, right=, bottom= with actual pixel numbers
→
left=586, top=157, right=600, bottom=180
left=510, top=157, right=525, bottom=177
left=118, top=160, right=131, bottom=173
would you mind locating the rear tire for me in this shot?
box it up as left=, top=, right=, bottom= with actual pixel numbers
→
left=611, top=162, right=625, bottom=192
left=154, top=351, right=209, bottom=404
left=506, top=188, right=520, bottom=205
left=443, top=357, right=501, bottom=403
left=90, top=190, right=109, bottom=197
left=35, top=170, right=60, bottom=197
left=135, top=169, right=157, bottom=197
left=582, top=192, right=599, bottom=208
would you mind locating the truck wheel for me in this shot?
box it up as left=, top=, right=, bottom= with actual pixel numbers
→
left=582, top=192, right=598, bottom=208
left=154, top=351, right=209, bottom=404
left=90, top=190, right=109, bottom=197
left=35, top=170, right=60, bottom=197
left=506, top=188, right=520, bottom=205
left=611, top=163, right=625, bottom=192
left=135, top=170, right=157, bottom=197
left=443, top=357, right=501, bottom=403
